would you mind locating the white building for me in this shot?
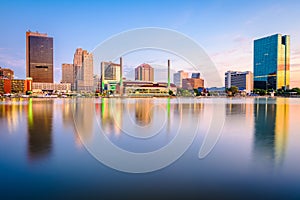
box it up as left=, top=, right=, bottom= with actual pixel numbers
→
left=225, top=71, right=253, bottom=93
left=32, top=82, right=71, bottom=92
left=173, top=70, right=189, bottom=88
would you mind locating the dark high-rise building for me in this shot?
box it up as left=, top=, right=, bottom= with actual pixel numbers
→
left=26, top=31, right=53, bottom=83
left=253, top=34, right=290, bottom=90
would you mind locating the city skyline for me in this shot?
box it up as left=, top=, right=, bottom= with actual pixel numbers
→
left=0, top=1, right=300, bottom=87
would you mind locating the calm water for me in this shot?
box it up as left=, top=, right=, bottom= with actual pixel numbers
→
left=1, top=97, right=300, bottom=199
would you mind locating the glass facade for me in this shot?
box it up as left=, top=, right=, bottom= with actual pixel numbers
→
left=253, top=34, right=290, bottom=90
left=27, top=32, right=53, bottom=83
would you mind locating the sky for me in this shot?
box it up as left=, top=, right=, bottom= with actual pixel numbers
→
left=0, top=0, right=299, bottom=87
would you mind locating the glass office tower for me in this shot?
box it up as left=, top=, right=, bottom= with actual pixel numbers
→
left=253, top=34, right=290, bottom=90
left=26, top=31, right=53, bottom=83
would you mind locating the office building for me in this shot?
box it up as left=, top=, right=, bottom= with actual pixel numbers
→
left=0, top=79, right=11, bottom=94
left=101, top=61, right=121, bottom=92
left=0, top=67, right=14, bottom=80
left=254, top=34, right=290, bottom=90
left=225, top=71, right=253, bottom=93
left=32, top=82, right=71, bottom=92
left=182, top=78, right=204, bottom=90
left=0, top=78, right=32, bottom=94
left=120, top=81, right=177, bottom=97
left=26, top=31, right=53, bottom=83
left=182, top=72, right=204, bottom=90
left=173, top=70, right=189, bottom=88
left=135, top=63, right=154, bottom=81
left=73, top=48, right=94, bottom=92
left=62, top=63, right=74, bottom=89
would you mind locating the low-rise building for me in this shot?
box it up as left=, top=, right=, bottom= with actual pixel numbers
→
left=0, top=78, right=32, bottom=94
left=32, top=82, right=71, bottom=92
left=0, top=79, right=12, bottom=94
left=225, top=71, right=253, bottom=93
left=182, top=78, right=204, bottom=90
left=116, top=81, right=177, bottom=96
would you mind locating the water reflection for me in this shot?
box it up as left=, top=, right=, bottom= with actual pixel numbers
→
left=99, top=98, right=122, bottom=135
left=27, top=99, right=53, bottom=161
left=253, top=98, right=289, bottom=169
left=135, top=99, right=152, bottom=126
left=73, top=98, right=94, bottom=141
left=0, top=99, right=26, bottom=133
left=1, top=97, right=300, bottom=199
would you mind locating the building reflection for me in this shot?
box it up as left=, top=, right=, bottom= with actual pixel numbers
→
left=135, top=99, right=152, bottom=126
left=100, top=98, right=122, bottom=135
left=174, top=100, right=204, bottom=116
left=0, top=98, right=27, bottom=134
left=62, top=99, right=83, bottom=148
left=274, top=99, right=289, bottom=166
left=73, top=98, right=94, bottom=141
left=253, top=98, right=289, bottom=168
left=27, top=99, right=53, bottom=161
left=225, top=101, right=254, bottom=128
left=62, top=99, right=75, bottom=128
left=226, top=103, right=247, bottom=116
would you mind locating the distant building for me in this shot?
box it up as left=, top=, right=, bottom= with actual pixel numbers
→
left=182, top=78, right=204, bottom=90
left=61, top=63, right=74, bottom=89
left=254, top=34, right=290, bottom=90
left=32, top=82, right=71, bottom=92
left=73, top=48, right=83, bottom=84
left=103, top=62, right=121, bottom=81
left=26, top=31, right=53, bottom=83
left=93, top=75, right=100, bottom=92
left=173, top=70, right=189, bottom=88
left=135, top=63, right=154, bottom=81
left=73, top=48, right=94, bottom=92
left=0, top=79, right=11, bottom=94
left=225, top=71, right=253, bottom=93
left=191, top=73, right=200, bottom=79
left=0, top=67, right=14, bottom=80
left=207, top=87, right=227, bottom=96
left=182, top=72, right=204, bottom=90
left=119, top=81, right=177, bottom=96
left=0, top=78, right=32, bottom=94
left=101, top=61, right=121, bottom=92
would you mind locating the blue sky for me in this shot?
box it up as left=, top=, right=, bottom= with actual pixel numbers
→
left=0, top=0, right=299, bottom=87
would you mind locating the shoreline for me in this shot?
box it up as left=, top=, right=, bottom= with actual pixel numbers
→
left=1, top=95, right=300, bottom=100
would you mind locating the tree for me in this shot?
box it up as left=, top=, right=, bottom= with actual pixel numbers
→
left=253, top=88, right=267, bottom=96
left=291, top=88, right=300, bottom=95
left=226, top=86, right=239, bottom=96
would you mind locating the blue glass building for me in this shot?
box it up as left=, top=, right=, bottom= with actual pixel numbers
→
left=253, top=34, right=290, bottom=90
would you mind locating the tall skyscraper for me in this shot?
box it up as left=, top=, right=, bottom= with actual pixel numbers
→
left=225, top=71, right=253, bottom=93
left=73, top=48, right=83, bottom=85
left=26, top=31, right=53, bottom=83
left=135, top=63, right=154, bottom=81
left=253, top=34, right=290, bottom=90
left=73, top=48, right=94, bottom=91
left=62, top=63, right=74, bottom=89
left=173, top=70, right=189, bottom=88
